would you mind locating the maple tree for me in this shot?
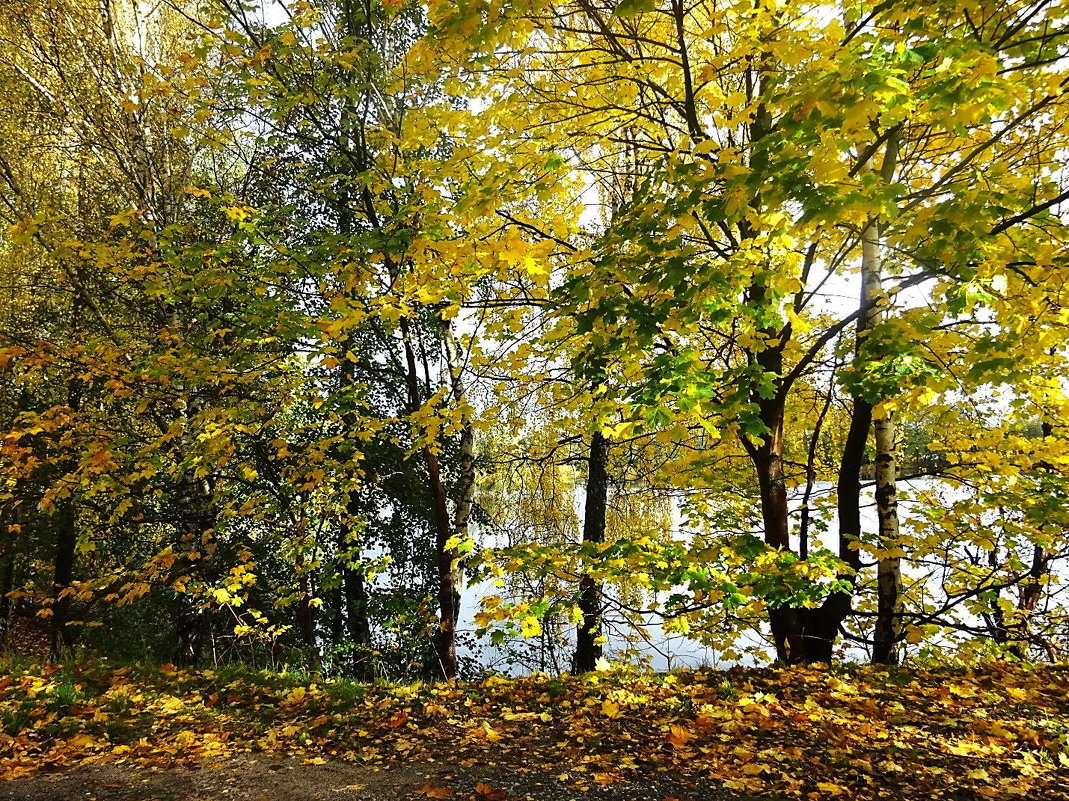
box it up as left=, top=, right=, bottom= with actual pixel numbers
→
left=426, top=0, right=1069, bottom=664
left=0, top=0, right=1066, bottom=690
left=0, top=0, right=307, bottom=661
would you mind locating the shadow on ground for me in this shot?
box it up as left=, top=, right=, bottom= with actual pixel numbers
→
left=0, top=756, right=778, bottom=801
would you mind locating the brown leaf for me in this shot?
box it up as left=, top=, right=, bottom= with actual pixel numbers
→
left=414, top=784, right=452, bottom=798
left=474, top=781, right=507, bottom=801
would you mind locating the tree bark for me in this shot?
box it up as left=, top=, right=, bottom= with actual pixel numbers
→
left=173, top=474, right=217, bottom=666
left=863, top=132, right=902, bottom=666
left=1011, top=420, right=1055, bottom=658
left=342, top=556, right=374, bottom=676
left=751, top=406, right=805, bottom=663
left=573, top=431, right=609, bottom=673
left=49, top=498, right=77, bottom=659
left=440, top=321, right=474, bottom=679
left=738, top=55, right=809, bottom=663
left=799, top=368, right=836, bottom=560
left=0, top=552, right=12, bottom=649
left=428, top=446, right=458, bottom=679
left=173, top=596, right=204, bottom=666
left=872, top=409, right=903, bottom=664
left=399, top=315, right=460, bottom=679
left=296, top=562, right=317, bottom=650
left=51, top=361, right=83, bottom=659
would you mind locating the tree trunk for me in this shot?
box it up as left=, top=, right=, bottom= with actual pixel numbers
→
left=863, top=132, right=903, bottom=665
left=872, top=408, right=903, bottom=664
left=399, top=315, right=460, bottom=679
left=440, top=321, right=474, bottom=680
left=428, top=448, right=459, bottom=679
left=737, top=50, right=814, bottom=664
left=573, top=431, right=609, bottom=673
left=343, top=558, right=374, bottom=677
left=824, top=132, right=900, bottom=666
left=1013, top=420, right=1055, bottom=658
left=743, top=274, right=801, bottom=662
left=0, top=549, right=15, bottom=649
left=173, top=479, right=216, bottom=667
left=334, top=328, right=376, bottom=675
left=173, top=597, right=203, bottom=666
left=752, top=419, right=805, bottom=663
left=824, top=226, right=881, bottom=667
left=49, top=498, right=77, bottom=659
left=296, top=562, right=317, bottom=650
left=51, top=321, right=84, bottom=660
left=748, top=377, right=844, bottom=665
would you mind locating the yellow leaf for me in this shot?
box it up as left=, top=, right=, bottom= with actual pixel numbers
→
left=601, top=699, right=622, bottom=719
left=69, top=733, right=95, bottom=749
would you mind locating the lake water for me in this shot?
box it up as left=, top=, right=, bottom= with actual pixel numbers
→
left=454, top=477, right=986, bottom=672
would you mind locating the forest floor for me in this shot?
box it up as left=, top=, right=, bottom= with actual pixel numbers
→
left=0, top=661, right=1067, bottom=801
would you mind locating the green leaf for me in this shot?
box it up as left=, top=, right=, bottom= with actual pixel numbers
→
left=613, top=0, right=656, bottom=17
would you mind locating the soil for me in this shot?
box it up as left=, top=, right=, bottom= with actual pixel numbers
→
left=0, top=755, right=774, bottom=801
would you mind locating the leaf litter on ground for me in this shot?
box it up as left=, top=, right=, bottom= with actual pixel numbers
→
left=0, top=660, right=1067, bottom=800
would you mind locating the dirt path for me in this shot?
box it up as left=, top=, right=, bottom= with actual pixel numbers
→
left=0, top=755, right=767, bottom=801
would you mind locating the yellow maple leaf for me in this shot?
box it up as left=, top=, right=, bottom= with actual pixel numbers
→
left=519, top=616, right=542, bottom=637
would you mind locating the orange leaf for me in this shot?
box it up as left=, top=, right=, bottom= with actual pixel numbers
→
left=387, top=710, right=409, bottom=728
left=666, top=724, right=692, bottom=748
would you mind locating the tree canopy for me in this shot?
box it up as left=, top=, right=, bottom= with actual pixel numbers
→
left=0, top=0, right=1066, bottom=678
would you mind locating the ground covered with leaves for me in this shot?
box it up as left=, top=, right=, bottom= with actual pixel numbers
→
left=0, top=662, right=1067, bottom=800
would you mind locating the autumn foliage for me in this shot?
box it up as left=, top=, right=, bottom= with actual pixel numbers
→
left=1, top=0, right=1069, bottom=728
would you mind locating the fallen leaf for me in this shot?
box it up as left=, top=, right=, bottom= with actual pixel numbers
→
left=601, top=699, right=622, bottom=718
left=414, top=784, right=452, bottom=798
left=666, top=724, right=691, bottom=748
left=474, top=781, right=507, bottom=801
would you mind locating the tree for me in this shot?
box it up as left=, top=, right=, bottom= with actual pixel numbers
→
left=428, top=0, right=1069, bottom=662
